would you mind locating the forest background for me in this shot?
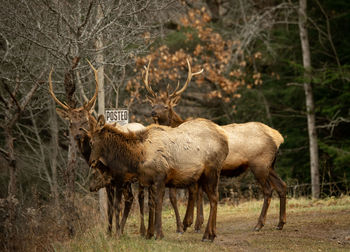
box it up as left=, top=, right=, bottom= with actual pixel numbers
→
left=0, top=0, right=349, bottom=250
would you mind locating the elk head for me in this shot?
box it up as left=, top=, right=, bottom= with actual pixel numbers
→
left=143, top=58, right=203, bottom=127
left=87, top=115, right=107, bottom=169
left=48, top=61, right=99, bottom=137
left=89, top=161, right=113, bottom=192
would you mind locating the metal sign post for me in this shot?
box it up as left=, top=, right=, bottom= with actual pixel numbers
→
left=105, top=109, right=129, bottom=125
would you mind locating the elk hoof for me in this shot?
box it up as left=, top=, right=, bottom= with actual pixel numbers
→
left=254, top=223, right=263, bottom=231
left=176, top=225, right=184, bottom=234
left=276, top=222, right=285, bottom=230
left=146, top=233, right=154, bottom=239
left=202, top=233, right=215, bottom=242
left=155, top=232, right=164, bottom=240
left=194, top=223, right=202, bottom=232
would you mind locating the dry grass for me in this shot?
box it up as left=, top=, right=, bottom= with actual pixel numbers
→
left=51, top=195, right=350, bottom=252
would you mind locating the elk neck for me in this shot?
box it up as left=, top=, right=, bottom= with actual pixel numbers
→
left=76, top=134, right=91, bottom=162
left=99, top=125, right=147, bottom=174
left=168, top=108, right=184, bottom=128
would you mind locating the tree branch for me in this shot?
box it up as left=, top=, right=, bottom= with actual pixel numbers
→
left=3, top=82, right=21, bottom=113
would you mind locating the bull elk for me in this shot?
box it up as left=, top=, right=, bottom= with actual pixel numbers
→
left=87, top=115, right=229, bottom=241
left=143, top=59, right=287, bottom=232
left=144, top=58, right=205, bottom=232
left=48, top=62, right=146, bottom=236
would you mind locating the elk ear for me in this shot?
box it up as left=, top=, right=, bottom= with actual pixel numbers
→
left=56, top=108, right=70, bottom=120
left=97, top=114, right=106, bottom=128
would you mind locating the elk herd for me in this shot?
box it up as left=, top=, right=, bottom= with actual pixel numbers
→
left=48, top=59, right=287, bottom=242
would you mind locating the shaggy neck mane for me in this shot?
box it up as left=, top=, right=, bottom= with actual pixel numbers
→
left=169, top=108, right=184, bottom=128
left=100, top=124, right=148, bottom=171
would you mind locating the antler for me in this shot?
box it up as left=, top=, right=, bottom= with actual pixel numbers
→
left=169, top=58, right=203, bottom=98
left=48, top=68, right=69, bottom=110
left=86, top=60, right=99, bottom=111
left=143, top=59, right=156, bottom=98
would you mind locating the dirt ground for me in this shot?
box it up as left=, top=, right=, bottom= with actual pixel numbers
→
left=54, top=197, right=350, bottom=252
left=215, top=209, right=350, bottom=251
left=174, top=199, right=350, bottom=251
left=134, top=197, right=350, bottom=252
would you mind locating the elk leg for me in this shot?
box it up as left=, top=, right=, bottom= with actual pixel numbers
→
left=183, top=184, right=198, bottom=231
left=201, top=174, right=219, bottom=242
left=120, top=182, right=134, bottom=234
left=169, top=187, right=184, bottom=233
left=114, top=187, right=123, bottom=237
left=138, top=185, right=146, bottom=237
left=106, top=185, right=114, bottom=235
left=254, top=177, right=273, bottom=231
left=269, top=170, right=287, bottom=230
left=194, top=185, right=204, bottom=232
left=146, top=185, right=156, bottom=239
left=155, top=182, right=166, bottom=239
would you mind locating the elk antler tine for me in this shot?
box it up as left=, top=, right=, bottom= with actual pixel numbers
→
left=86, top=59, right=99, bottom=110
left=174, top=58, right=203, bottom=96
left=192, top=68, right=204, bottom=76
left=48, top=67, right=69, bottom=110
left=79, top=127, right=89, bottom=134
left=143, top=59, right=156, bottom=98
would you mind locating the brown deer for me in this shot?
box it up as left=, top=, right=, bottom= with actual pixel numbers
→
left=143, top=59, right=287, bottom=232
left=48, top=63, right=146, bottom=236
left=86, top=115, right=229, bottom=241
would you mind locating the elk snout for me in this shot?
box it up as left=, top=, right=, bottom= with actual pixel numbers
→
left=151, top=110, right=158, bottom=117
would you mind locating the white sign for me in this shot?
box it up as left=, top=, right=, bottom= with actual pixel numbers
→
left=105, top=109, right=129, bottom=125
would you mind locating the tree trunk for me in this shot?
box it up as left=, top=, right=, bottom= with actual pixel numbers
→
left=96, top=3, right=107, bottom=219
left=298, top=0, right=320, bottom=198
left=49, top=99, right=60, bottom=207
left=5, top=126, right=18, bottom=250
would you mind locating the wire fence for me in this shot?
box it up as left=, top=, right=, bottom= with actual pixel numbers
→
left=218, top=178, right=350, bottom=204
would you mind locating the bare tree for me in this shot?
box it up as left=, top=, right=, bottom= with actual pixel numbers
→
left=0, top=74, right=41, bottom=250
left=0, top=1, right=179, bottom=243
left=95, top=3, right=107, bottom=219
left=298, top=0, right=320, bottom=198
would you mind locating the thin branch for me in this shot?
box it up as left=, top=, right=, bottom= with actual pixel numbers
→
left=0, top=147, right=9, bottom=160
left=3, top=82, right=21, bottom=113
left=77, top=0, right=94, bottom=36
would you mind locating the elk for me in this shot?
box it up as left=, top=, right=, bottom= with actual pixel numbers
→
left=143, top=59, right=205, bottom=233
left=48, top=62, right=145, bottom=236
left=87, top=115, right=229, bottom=241
left=143, top=59, right=287, bottom=232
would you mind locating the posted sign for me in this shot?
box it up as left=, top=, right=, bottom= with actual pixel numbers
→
left=105, top=109, right=129, bottom=125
